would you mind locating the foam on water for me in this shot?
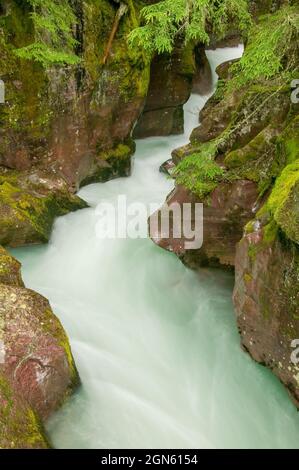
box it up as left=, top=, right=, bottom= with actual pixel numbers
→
left=11, top=47, right=299, bottom=449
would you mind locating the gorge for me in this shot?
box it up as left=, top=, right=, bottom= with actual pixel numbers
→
left=0, top=0, right=298, bottom=450
left=11, top=46, right=299, bottom=449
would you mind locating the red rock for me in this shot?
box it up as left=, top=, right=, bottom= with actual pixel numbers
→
left=0, top=284, right=79, bottom=420
left=149, top=180, right=259, bottom=269
left=233, top=225, right=299, bottom=407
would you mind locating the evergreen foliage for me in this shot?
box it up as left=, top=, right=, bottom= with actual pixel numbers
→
left=173, top=142, right=225, bottom=197
left=14, top=0, right=80, bottom=67
left=230, top=5, right=299, bottom=88
left=128, top=0, right=252, bottom=55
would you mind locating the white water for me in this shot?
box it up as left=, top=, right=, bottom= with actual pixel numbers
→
left=12, top=47, right=299, bottom=449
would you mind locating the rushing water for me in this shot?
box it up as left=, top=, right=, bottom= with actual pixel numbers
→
left=11, top=47, right=299, bottom=449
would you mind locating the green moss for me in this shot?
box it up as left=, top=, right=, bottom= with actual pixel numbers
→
left=265, top=160, right=299, bottom=244
left=277, top=115, right=299, bottom=165
left=0, top=172, right=87, bottom=246
left=84, top=0, right=150, bottom=103
left=80, top=140, right=135, bottom=187
left=225, top=127, right=274, bottom=168
left=0, top=2, right=53, bottom=150
left=244, top=272, right=252, bottom=283
left=0, top=246, right=23, bottom=287
left=263, top=219, right=278, bottom=243
left=267, top=160, right=299, bottom=219
left=41, top=308, right=80, bottom=392
left=0, top=375, right=49, bottom=449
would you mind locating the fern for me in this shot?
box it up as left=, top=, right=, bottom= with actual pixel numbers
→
left=230, top=5, right=299, bottom=88
left=14, top=0, right=80, bottom=67
left=173, top=142, right=225, bottom=197
left=128, top=0, right=252, bottom=55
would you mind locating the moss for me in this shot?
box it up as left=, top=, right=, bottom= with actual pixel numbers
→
left=244, top=272, right=252, bottom=283
left=247, top=218, right=279, bottom=260
left=244, top=219, right=255, bottom=234
left=0, top=374, right=49, bottom=449
left=80, top=139, right=135, bottom=187
left=0, top=246, right=23, bottom=286
left=225, top=126, right=275, bottom=168
left=277, top=115, right=299, bottom=165
left=83, top=0, right=150, bottom=104
left=0, top=171, right=87, bottom=246
left=0, top=1, right=52, bottom=149
left=263, top=219, right=278, bottom=243
left=41, top=308, right=80, bottom=392
left=266, top=160, right=299, bottom=243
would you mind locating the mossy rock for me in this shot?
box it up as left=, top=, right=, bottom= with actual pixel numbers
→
left=0, top=374, right=50, bottom=449
left=0, top=1, right=150, bottom=186
left=0, top=283, right=80, bottom=420
left=0, top=168, right=87, bottom=247
left=80, top=140, right=135, bottom=187
left=0, top=245, right=23, bottom=286
left=267, top=161, right=299, bottom=244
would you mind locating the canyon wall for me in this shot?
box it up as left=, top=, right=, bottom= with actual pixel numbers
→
left=151, top=4, right=299, bottom=406
left=0, top=0, right=150, bottom=190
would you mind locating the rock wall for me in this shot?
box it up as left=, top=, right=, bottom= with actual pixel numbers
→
left=0, top=0, right=150, bottom=189
left=233, top=223, right=299, bottom=407
left=133, top=42, right=197, bottom=138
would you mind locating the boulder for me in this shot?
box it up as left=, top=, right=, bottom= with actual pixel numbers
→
left=0, top=374, right=49, bottom=449
left=0, top=168, right=87, bottom=247
left=0, top=247, right=79, bottom=447
left=0, top=283, right=80, bottom=420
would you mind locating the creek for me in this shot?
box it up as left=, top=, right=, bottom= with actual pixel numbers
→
left=12, top=46, right=299, bottom=449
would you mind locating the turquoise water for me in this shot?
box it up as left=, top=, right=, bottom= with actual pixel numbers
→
left=11, top=47, right=299, bottom=449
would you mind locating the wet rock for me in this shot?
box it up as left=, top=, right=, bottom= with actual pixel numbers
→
left=233, top=222, right=299, bottom=407
left=0, top=0, right=150, bottom=188
left=216, top=59, right=239, bottom=80
left=192, top=46, right=213, bottom=95
left=0, top=246, right=24, bottom=287
left=133, top=43, right=195, bottom=138
left=159, top=159, right=176, bottom=176
left=0, top=374, right=49, bottom=449
left=192, top=85, right=290, bottom=149
left=149, top=179, right=259, bottom=269
left=149, top=4, right=299, bottom=409
left=0, top=247, right=79, bottom=447
left=0, top=283, right=80, bottom=420
left=0, top=168, right=87, bottom=247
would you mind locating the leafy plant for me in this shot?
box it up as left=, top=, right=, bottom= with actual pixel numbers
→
left=128, top=0, right=252, bottom=55
left=230, top=5, right=299, bottom=88
left=14, top=0, right=80, bottom=67
left=173, top=142, right=225, bottom=197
